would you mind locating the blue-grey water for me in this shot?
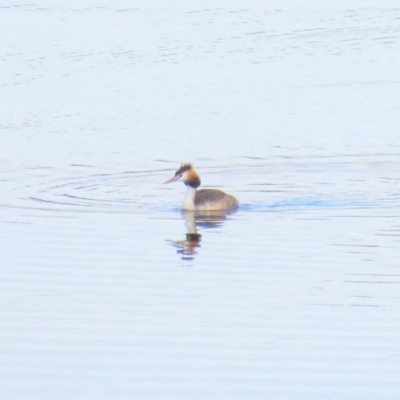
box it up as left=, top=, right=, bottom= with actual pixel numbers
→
left=1, top=1, right=400, bottom=399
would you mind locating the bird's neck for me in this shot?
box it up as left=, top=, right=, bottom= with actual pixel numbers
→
left=181, top=185, right=197, bottom=210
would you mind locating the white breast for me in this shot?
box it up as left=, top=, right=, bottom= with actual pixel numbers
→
left=181, top=186, right=197, bottom=211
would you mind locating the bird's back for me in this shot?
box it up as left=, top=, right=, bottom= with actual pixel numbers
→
left=194, top=189, right=238, bottom=210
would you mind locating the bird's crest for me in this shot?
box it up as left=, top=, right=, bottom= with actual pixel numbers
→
left=175, top=163, right=193, bottom=176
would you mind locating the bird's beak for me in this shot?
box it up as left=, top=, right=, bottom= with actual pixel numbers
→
left=164, top=175, right=181, bottom=184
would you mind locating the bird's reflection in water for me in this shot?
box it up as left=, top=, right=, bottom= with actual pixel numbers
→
left=168, top=209, right=236, bottom=261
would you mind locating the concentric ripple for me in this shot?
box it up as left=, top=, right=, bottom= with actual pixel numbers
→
left=1, top=167, right=168, bottom=216
left=2, top=154, right=400, bottom=220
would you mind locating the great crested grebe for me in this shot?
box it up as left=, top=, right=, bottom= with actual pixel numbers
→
left=164, top=163, right=239, bottom=211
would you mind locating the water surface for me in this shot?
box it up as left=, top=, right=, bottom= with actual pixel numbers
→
left=1, top=1, right=400, bottom=399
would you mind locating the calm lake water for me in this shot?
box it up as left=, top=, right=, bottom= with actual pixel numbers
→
left=1, top=1, right=400, bottom=399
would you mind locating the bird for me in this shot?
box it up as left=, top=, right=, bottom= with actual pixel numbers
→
left=164, top=163, right=239, bottom=211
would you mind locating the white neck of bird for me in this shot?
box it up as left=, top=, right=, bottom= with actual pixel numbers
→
left=181, top=185, right=197, bottom=211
